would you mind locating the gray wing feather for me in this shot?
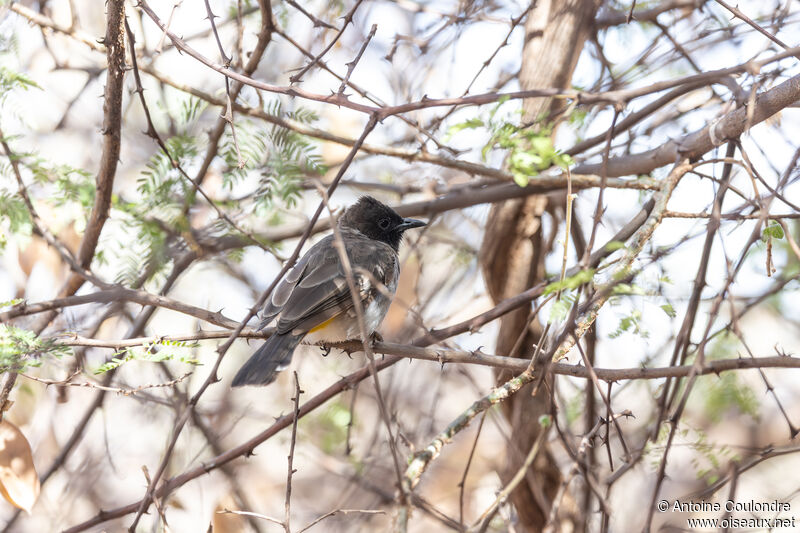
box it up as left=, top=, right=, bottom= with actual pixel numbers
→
left=260, top=232, right=397, bottom=335
left=269, top=260, right=308, bottom=308
left=258, top=238, right=327, bottom=328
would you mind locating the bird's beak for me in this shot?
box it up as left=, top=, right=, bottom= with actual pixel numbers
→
left=397, top=218, right=426, bottom=231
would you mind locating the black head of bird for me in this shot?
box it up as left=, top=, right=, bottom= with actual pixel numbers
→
left=339, top=196, right=426, bottom=251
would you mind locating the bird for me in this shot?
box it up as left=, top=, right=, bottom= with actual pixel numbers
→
left=232, top=196, right=426, bottom=386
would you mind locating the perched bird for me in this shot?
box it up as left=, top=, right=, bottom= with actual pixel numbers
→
left=232, top=196, right=426, bottom=386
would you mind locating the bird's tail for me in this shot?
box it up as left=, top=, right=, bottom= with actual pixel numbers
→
left=232, top=333, right=303, bottom=387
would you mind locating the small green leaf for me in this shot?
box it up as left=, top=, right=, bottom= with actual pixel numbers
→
left=547, top=292, right=577, bottom=323
left=446, top=118, right=484, bottom=138
left=660, top=303, right=677, bottom=318
left=510, top=151, right=541, bottom=172
left=612, top=283, right=646, bottom=296
left=0, top=325, right=70, bottom=373
left=543, top=269, right=595, bottom=296
left=555, top=153, right=573, bottom=169
left=761, top=222, right=784, bottom=242
left=609, top=310, right=648, bottom=339
left=530, top=136, right=553, bottom=154
left=548, top=299, right=569, bottom=322
left=512, top=171, right=530, bottom=187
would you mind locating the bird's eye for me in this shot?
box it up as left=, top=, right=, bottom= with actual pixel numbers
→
left=378, top=218, right=391, bottom=230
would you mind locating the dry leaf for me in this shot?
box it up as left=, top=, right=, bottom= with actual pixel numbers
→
left=0, top=420, right=40, bottom=514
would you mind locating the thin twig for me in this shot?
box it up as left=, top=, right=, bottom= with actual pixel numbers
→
left=217, top=509, right=285, bottom=527
left=296, top=509, right=386, bottom=533
left=338, top=24, right=377, bottom=95
left=284, top=372, right=303, bottom=532
left=19, top=372, right=193, bottom=396
left=458, top=412, right=486, bottom=526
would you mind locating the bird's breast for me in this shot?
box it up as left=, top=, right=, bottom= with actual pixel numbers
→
left=302, top=276, right=396, bottom=344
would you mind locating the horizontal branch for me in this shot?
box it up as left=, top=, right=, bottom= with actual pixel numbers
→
left=595, top=0, right=703, bottom=28
left=572, top=73, right=800, bottom=177
left=0, top=288, right=239, bottom=329
left=52, top=333, right=800, bottom=382
left=376, top=344, right=800, bottom=381
left=191, top=174, right=661, bottom=250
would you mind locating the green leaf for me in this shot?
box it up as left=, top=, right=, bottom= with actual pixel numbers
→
left=609, top=309, right=648, bottom=339
left=445, top=117, right=484, bottom=138
left=0, top=325, right=70, bottom=373
left=94, top=351, right=133, bottom=374
left=555, top=152, right=573, bottom=169
left=660, top=303, right=677, bottom=318
left=0, top=191, right=32, bottom=236
left=0, top=67, right=41, bottom=96
left=530, top=136, right=553, bottom=155
left=612, top=283, right=646, bottom=296
left=761, top=222, right=784, bottom=242
left=512, top=171, right=530, bottom=187
left=547, top=292, right=577, bottom=323
left=604, top=241, right=626, bottom=252
left=93, top=341, right=201, bottom=374
left=543, top=269, right=595, bottom=296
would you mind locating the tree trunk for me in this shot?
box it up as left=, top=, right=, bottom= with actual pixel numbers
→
left=480, top=1, right=598, bottom=530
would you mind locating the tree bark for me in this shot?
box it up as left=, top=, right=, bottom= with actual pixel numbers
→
left=480, top=1, right=598, bottom=530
